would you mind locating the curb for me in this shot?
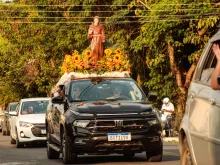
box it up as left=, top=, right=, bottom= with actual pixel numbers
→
left=163, top=137, right=179, bottom=143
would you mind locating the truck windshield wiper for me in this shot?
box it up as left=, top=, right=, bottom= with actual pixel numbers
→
left=105, top=97, right=128, bottom=101
left=70, top=99, right=87, bottom=102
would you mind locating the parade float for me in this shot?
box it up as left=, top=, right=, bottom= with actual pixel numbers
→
left=53, top=16, right=131, bottom=90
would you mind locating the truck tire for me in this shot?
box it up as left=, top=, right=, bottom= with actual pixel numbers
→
left=62, top=128, right=77, bottom=164
left=147, top=144, right=163, bottom=162
left=16, top=129, right=24, bottom=148
left=2, top=129, right=6, bottom=136
left=181, top=137, right=193, bottom=165
left=46, top=127, right=60, bottom=159
left=6, top=129, right=10, bottom=136
left=16, top=136, right=24, bottom=148
left=10, top=135, right=16, bottom=144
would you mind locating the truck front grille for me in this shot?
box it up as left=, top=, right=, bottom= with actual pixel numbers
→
left=87, top=119, right=150, bottom=132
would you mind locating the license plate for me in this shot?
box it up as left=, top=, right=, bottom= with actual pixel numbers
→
left=108, top=133, right=131, bottom=141
left=41, top=128, right=46, bottom=134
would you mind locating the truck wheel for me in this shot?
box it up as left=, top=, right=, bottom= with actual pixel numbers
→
left=2, top=129, right=6, bottom=136
left=46, top=128, right=60, bottom=159
left=62, top=128, right=77, bottom=164
left=6, top=129, right=10, bottom=136
left=181, top=137, right=193, bottom=165
left=16, top=129, right=24, bottom=148
left=16, top=136, right=24, bottom=148
left=10, top=135, right=16, bottom=144
left=147, top=145, right=163, bottom=162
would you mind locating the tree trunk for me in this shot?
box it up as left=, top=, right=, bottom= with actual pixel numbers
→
left=167, top=41, right=198, bottom=115
left=167, top=41, right=186, bottom=95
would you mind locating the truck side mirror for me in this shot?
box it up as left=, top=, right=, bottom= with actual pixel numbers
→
left=148, top=93, right=157, bottom=102
left=51, top=96, right=64, bottom=104
left=9, top=111, right=18, bottom=116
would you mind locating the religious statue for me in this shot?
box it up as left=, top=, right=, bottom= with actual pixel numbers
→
left=88, top=16, right=106, bottom=63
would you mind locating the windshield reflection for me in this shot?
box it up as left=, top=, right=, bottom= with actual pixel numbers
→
left=69, top=79, right=145, bottom=102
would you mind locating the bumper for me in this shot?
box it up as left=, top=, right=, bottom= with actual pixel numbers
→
left=71, top=130, right=162, bottom=154
left=17, top=126, right=46, bottom=143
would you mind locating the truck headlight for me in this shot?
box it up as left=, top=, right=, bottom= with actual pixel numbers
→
left=148, top=120, right=158, bottom=125
left=140, top=111, right=151, bottom=115
left=19, top=121, right=33, bottom=127
left=73, top=120, right=90, bottom=128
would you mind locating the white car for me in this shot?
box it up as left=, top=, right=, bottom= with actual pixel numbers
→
left=10, top=98, right=50, bottom=148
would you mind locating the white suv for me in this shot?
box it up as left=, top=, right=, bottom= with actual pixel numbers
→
left=10, top=98, right=50, bottom=148
left=179, top=30, right=220, bottom=165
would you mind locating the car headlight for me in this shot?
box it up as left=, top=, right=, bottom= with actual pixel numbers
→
left=140, top=111, right=151, bottom=115
left=148, top=119, right=159, bottom=125
left=19, top=121, right=33, bottom=127
left=73, top=120, right=90, bottom=128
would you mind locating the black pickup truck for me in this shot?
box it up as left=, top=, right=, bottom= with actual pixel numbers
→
left=46, top=76, right=163, bottom=164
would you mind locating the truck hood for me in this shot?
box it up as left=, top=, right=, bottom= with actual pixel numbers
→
left=71, top=102, right=153, bottom=114
left=19, top=114, right=45, bottom=124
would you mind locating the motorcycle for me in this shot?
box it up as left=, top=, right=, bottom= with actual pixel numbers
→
left=160, top=112, right=175, bottom=137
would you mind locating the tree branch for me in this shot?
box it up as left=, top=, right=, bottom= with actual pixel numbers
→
left=137, top=0, right=152, bottom=10
left=198, top=28, right=207, bottom=37
left=184, top=56, right=199, bottom=88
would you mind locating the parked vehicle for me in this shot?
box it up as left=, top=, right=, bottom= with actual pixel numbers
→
left=0, top=112, right=3, bottom=132
left=46, top=72, right=162, bottom=164
left=179, top=30, right=220, bottom=165
left=10, top=98, right=50, bottom=148
left=1, top=102, right=18, bottom=136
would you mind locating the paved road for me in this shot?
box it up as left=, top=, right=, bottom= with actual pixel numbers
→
left=0, top=132, right=180, bottom=165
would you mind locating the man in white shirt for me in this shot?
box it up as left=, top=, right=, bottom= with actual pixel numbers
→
left=161, top=97, right=175, bottom=118
left=161, top=97, right=175, bottom=137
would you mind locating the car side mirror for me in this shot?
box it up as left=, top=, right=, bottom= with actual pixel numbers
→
left=51, top=96, right=64, bottom=104
left=148, top=93, right=157, bottom=102
left=9, top=111, right=18, bottom=116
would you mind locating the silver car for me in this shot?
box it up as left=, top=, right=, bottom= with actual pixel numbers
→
left=179, top=30, right=220, bottom=165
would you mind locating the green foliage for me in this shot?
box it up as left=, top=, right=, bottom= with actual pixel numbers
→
left=0, top=0, right=220, bottom=110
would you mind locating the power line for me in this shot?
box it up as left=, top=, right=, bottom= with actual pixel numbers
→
left=0, top=3, right=218, bottom=7
left=0, top=18, right=218, bottom=24
left=0, top=13, right=219, bottom=19
left=0, top=8, right=219, bottom=13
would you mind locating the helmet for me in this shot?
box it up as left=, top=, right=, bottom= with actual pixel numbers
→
left=163, top=97, right=169, bottom=104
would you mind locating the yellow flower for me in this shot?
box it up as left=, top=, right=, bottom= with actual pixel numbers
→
left=104, top=49, right=112, bottom=55
left=72, top=55, right=81, bottom=62
left=84, top=50, right=92, bottom=56
left=65, top=54, right=71, bottom=63
left=113, top=54, right=121, bottom=61
left=115, top=49, right=122, bottom=54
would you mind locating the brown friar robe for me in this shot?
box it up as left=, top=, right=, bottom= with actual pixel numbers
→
left=88, top=23, right=106, bottom=63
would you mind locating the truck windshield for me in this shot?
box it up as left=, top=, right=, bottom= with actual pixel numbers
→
left=69, top=79, right=146, bottom=102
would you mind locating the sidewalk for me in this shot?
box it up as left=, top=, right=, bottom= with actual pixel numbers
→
left=163, top=137, right=179, bottom=143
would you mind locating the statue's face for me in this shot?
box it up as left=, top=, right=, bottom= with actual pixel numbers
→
left=94, top=18, right=99, bottom=25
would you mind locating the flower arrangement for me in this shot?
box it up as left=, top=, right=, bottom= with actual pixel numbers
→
left=61, top=48, right=130, bottom=74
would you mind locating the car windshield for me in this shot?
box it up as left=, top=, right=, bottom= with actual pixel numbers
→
left=21, top=100, right=49, bottom=115
left=10, top=103, right=18, bottom=112
left=69, top=79, right=146, bottom=102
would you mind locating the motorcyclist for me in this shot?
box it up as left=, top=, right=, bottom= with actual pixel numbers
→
left=161, top=97, right=175, bottom=137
